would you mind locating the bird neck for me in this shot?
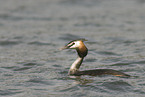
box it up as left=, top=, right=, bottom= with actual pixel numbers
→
left=69, top=43, right=88, bottom=75
left=69, top=57, right=84, bottom=75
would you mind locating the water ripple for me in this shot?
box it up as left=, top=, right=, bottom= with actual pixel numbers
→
left=59, top=34, right=83, bottom=41
left=96, top=51, right=121, bottom=56
left=0, top=89, right=23, bottom=96
left=1, top=62, right=41, bottom=71
left=28, top=41, right=54, bottom=46
left=0, top=14, right=52, bottom=21
left=0, top=40, right=21, bottom=46
left=26, top=78, right=51, bottom=85
left=102, top=80, right=132, bottom=92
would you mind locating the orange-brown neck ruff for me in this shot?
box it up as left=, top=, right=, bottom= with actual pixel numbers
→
left=76, top=41, right=88, bottom=58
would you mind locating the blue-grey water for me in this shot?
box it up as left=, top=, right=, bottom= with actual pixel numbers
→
left=0, top=0, right=145, bottom=97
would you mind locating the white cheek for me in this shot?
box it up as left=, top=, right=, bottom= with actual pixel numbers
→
left=70, top=41, right=80, bottom=49
left=70, top=45, right=76, bottom=49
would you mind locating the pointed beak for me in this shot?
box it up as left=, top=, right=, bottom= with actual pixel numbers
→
left=59, top=46, right=69, bottom=50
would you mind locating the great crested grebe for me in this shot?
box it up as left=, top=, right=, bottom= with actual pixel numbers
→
left=60, top=39, right=130, bottom=77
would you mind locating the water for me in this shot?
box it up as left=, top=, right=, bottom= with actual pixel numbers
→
left=0, top=0, right=145, bottom=97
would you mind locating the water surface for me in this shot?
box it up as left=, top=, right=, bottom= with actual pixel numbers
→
left=0, top=0, right=145, bottom=97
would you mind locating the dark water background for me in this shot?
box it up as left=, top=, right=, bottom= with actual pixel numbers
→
left=0, top=0, right=145, bottom=97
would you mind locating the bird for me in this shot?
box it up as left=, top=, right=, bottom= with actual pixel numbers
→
left=60, top=39, right=130, bottom=77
